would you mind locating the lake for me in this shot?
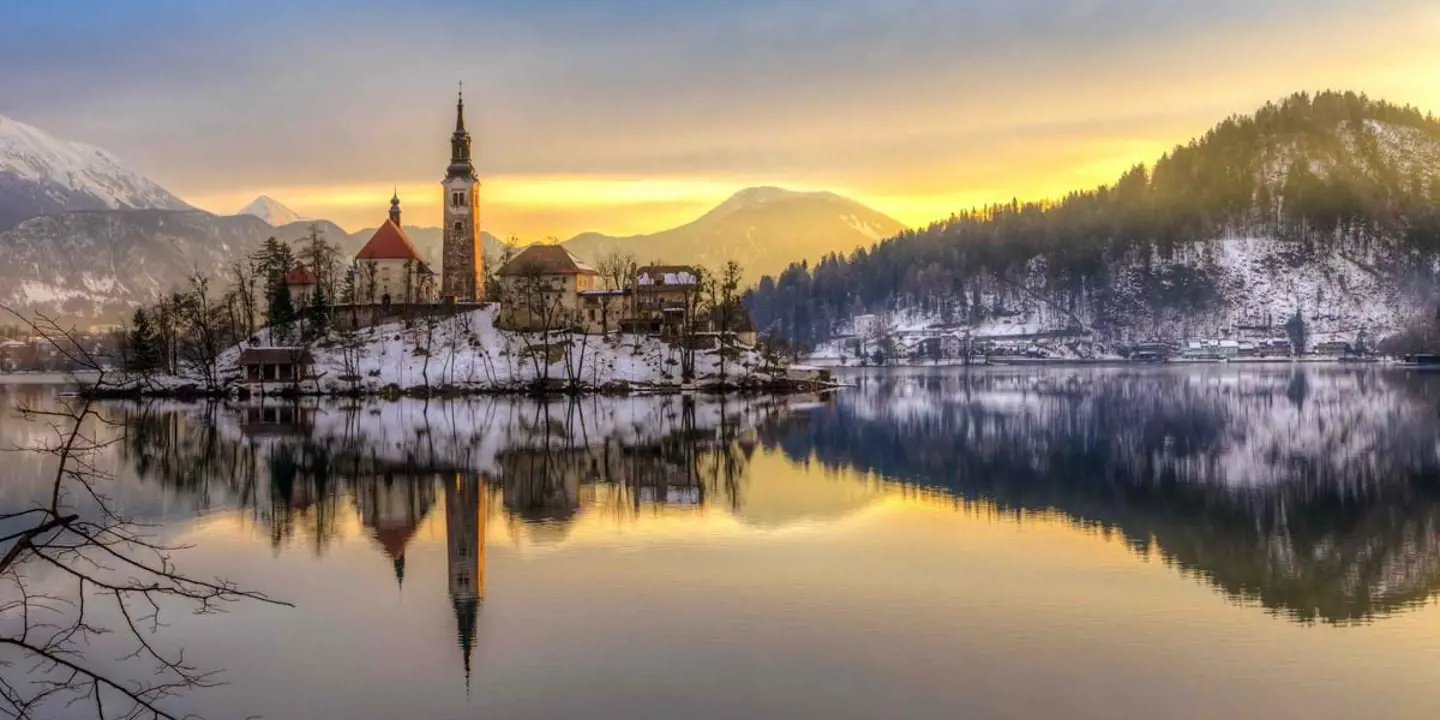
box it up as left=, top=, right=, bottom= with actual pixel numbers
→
left=4, top=365, right=1440, bottom=719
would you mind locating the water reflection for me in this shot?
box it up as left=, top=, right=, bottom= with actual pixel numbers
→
left=769, top=366, right=1440, bottom=623
left=8, top=365, right=1440, bottom=636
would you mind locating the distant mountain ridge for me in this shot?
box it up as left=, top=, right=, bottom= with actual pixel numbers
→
left=0, top=117, right=907, bottom=322
left=0, top=114, right=191, bottom=230
left=748, top=91, right=1440, bottom=350
left=0, top=211, right=351, bottom=320
left=561, top=186, right=905, bottom=279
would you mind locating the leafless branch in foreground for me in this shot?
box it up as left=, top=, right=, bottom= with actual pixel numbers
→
left=1, top=307, right=292, bottom=720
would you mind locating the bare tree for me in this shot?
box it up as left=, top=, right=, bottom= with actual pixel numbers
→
left=0, top=308, right=290, bottom=719
left=175, top=274, right=228, bottom=393
left=500, top=268, right=572, bottom=389
left=227, top=259, right=259, bottom=338
left=597, top=251, right=636, bottom=295
left=357, top=261, right=379, bottom=308
left=709, top=260, right=744, bottom=387
left=295, top=224, right=342, bottom=301
left=679, top=268, right=712, bottom=383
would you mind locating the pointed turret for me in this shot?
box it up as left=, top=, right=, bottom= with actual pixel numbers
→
left=447, top=86, right=474, bottom=178
left=389, top=189, right=402, bottom=226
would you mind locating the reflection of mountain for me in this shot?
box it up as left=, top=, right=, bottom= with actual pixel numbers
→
left=89, top=368, right=1440, bottom=626
left=764, top=367, right=1440, bottom=623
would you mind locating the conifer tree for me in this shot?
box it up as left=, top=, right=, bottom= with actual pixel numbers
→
left=307, top=282, right=330, bottom=335
left=126, top=308, right=160, bottom=372
left=267, top=283, right=296, bottom=335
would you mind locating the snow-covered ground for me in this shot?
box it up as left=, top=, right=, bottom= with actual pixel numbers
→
left=811, top=229, right=1432, bottom=362
left=193, top=305, right=795, bottom=395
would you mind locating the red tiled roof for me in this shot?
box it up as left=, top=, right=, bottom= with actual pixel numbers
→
left=283, top=267, right=316, bottom=286
left=372, top=524, right=417, bottom=560
left=497, top=245, right=598, bottom=277
left=356, top=219, right=425, bottom=262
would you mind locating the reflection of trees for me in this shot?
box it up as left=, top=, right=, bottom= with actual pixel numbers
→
left=113, top=395, right=782, bottom=552
left=492, top=396, right=761, bottom=541
left=765, top=368, right=1440, bottom=623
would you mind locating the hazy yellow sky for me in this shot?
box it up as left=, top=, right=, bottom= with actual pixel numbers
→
left=6, top=1, right=1439, bottom=238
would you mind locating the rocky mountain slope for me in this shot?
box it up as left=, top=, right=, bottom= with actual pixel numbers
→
left=0, top=114, right=190, bottom=230
left=748, top=92, right=1440, bottom=349
left=0, top=210, right=349, bottom=321
left=563, top=187, right=905, bottom=279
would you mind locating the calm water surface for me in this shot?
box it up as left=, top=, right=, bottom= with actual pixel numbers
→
left=4, top=366, right=1440, bottom=719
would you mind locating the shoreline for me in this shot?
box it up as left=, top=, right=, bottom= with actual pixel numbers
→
left=73, top=376, right=839, bottom=401
left=807, top=356, right=1390, bottom=369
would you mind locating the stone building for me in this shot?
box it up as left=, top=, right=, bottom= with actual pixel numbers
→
left=578, top=289, right=631, bottom=334
left=283, top=267, right=317, bottom=309
left=630, top=265, right=701, bottom=335
left=441, top=90, right=483, bottom=302
left=494, top=245, right=599, bottom=331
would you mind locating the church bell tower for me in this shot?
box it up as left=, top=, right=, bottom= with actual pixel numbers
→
left=441, top=86, right=483, bottom=301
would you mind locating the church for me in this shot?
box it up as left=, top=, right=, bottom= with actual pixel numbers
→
left=353, top=90, right=484, bottom=304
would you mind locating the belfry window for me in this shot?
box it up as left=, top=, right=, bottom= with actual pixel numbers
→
left=451, top=191, right=464, bottom=207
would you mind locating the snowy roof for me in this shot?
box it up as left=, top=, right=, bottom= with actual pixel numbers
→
left=636, top=265, right=699, bottom=288
left=498, top=245, right=598, bottom=276
left=356, top=219, right=426, bottom=264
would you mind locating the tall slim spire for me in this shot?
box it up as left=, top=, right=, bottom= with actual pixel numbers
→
left=389, top=188, right=401, bottom=225
left=448, top=83, right=474, bottom=171
left=455, top=82, right=465, bottom=133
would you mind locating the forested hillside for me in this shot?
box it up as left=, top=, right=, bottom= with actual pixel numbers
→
left=746, top=92, right=1440, bottom=347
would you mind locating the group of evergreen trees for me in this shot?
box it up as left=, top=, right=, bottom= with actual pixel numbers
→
left=121, top=228, right=344, bottom=379
left=746, top=92, right=1440, bottom=345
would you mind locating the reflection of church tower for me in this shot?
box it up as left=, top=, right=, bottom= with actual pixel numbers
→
left=445, top=474, right=485, bottom=683
left=356, top=473, right=436, bottom=588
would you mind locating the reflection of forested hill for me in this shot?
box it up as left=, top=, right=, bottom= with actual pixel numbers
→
left=763, top=367, right=1440, bottom=623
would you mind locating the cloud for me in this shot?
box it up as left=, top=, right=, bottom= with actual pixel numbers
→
left=2, top=0, right=1438, bottom=238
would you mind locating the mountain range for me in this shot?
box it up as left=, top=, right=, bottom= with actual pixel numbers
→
left=0, top=116, right=905, bottom=323
left=563, top=187, right=904, bottom=279
left=0, top=115, right=191, bottom=231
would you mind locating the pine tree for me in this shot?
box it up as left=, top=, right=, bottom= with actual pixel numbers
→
left=267, top=283, right=296, bottom=334
left=127, top=308, right=160, bottom=372
left=307, top=282, right=330, bottom=335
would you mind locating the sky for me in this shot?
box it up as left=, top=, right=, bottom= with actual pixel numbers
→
left=2, top=0, right=1439, bottom=238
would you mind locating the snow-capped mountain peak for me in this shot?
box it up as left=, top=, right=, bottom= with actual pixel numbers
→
left=0, top=114, right=191, bottom=229
left=236, top=195, right=306, bottom=226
